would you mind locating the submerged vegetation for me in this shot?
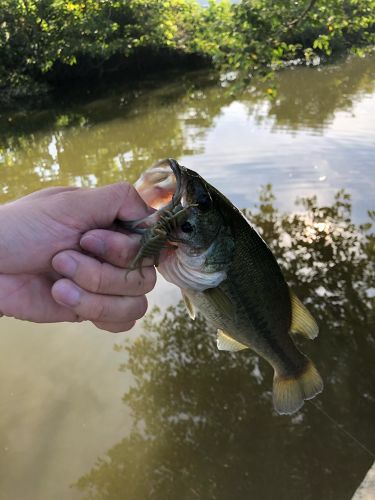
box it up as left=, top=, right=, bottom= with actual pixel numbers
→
left=75, top=188, right=375, bottom=500
left=1, top=0, right=374, bottom=104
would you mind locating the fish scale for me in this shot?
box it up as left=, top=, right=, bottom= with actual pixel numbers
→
left=131, top=159, right=323, bottom=415
left=226, top=217, right=310, bottom=375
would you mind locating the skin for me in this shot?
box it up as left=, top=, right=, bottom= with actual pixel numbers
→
left=0, top=183, right=156, bottom=333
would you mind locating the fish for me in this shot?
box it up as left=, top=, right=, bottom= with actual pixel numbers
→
left=130, top=158, right=323, bottom=415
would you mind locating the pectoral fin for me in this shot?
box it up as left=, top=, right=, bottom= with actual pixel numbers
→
left=182, top=291, right=196, bottom=320
left=290, top=292, right=319, bottom=340
left=204, top=287, right=235, bottom=319
left=217, top=329, right=248, bottom=352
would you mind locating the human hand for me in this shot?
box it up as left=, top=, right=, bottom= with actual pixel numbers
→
left=0, top=184, right=156, bottom=332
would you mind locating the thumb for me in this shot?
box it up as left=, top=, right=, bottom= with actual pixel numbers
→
left=70, top=182, right=152, bottom=228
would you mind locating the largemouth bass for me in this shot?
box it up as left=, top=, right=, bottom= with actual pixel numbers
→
left=131, top=158, right=323, bottom=415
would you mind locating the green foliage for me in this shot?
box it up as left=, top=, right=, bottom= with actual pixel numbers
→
left=0, top=0, right=206, bottom=101
left=215, top=0, right=375, bottom=79
left=1, top=0, right=374, bottom=103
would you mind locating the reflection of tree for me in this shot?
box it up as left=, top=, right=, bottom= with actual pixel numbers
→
left=75, top=189, right=375, bottom=500
left=262, top=55, right=375, bottom=131
left=0, top=71, right=231, bottom=201
left=1, top=54, right=375, bottom=204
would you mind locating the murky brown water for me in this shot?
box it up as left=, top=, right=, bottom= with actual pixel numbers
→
left=0, top=54, right=374, bottom=500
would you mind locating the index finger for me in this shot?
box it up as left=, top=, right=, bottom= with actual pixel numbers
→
left=80, top=230, right=154, bottom=268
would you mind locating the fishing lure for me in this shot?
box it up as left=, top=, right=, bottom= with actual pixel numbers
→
left=127, top=203, right=194, bottom=277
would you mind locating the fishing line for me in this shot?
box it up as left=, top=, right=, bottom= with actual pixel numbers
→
left=309, top=399, right=375, bottom=459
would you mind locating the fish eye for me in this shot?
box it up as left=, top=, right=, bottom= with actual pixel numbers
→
left=181, top=221, right=194, bottom=233
left=197, top=193, right=211, bottom=212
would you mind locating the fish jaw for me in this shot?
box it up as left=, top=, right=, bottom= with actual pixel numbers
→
left=158, top=244, right=227, bottom=292
left=158, top=222, right=234, bottom=292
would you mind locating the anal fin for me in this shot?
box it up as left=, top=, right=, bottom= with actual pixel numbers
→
left=290, top=291, right=319, bottom=340
left=217, top=329, right=248, bottom=352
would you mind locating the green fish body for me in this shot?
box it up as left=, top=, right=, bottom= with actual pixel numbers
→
left=135, top=159, right=323, bottom=415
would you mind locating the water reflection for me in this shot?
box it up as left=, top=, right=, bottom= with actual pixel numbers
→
left=75, top=189, right=375, bottom=500
left=0, top=55, right=374, bottom=205
left=0, top=72, right=230, bottom=194
left=263, top=56, right=375, bottom=131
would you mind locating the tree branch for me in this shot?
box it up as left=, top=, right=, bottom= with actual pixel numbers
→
left=286, top=0, right=318, bottom=30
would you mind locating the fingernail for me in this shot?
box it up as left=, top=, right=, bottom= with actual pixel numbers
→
left=80, top=235, right=106, bottom=256
left=55, top=281, right=81, bottom=307
left=54, top=254, right=78, bottom=278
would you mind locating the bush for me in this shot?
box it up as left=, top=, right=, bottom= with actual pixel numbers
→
left=215, top=0, right=375, bottom=78
left=0, top=0, right=207, bottom=101
left=1, top=0, right=374, bottom=104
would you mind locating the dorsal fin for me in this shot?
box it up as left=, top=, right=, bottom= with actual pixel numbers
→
left=217, top=329, right=248, bottom=352
left=290, top=292, right=319, bottom=340
left=181, top=291, right=195, bottom=320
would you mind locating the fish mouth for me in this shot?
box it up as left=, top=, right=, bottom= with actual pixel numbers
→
left=119, top=159, right=189, bottom=233
left=135, top=158, right=188, bottom=211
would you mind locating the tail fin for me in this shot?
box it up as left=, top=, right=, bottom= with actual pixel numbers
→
left=273, top=360, right=323, bottom=415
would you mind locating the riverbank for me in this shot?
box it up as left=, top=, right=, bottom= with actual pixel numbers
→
left=1, top=0, right=374, bottom=107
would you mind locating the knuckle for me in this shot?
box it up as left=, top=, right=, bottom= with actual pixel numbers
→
left=94, top=262, right=112, bottom=293
left=119, top=236, right=139, bottom=265
left=111, top=182, right=133, bottom=204
left=91, top=300, right=107, bottom=322
left=120, top=245, right=132, bottom=266
left=56, top=189, right=81, bottom=207
left=122, top=181, right=135, bottom=199
left=104, top=232, right=135, bottom=267
left=89, top=266, right=104, bottom=293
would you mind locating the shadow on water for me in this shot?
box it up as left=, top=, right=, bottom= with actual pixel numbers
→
left=75, top=188, right=375, bottom=500
left=0, top=54, right=374, bottom=202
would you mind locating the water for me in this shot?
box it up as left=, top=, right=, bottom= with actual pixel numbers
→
left=0, top=54, right=374, bottom=500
